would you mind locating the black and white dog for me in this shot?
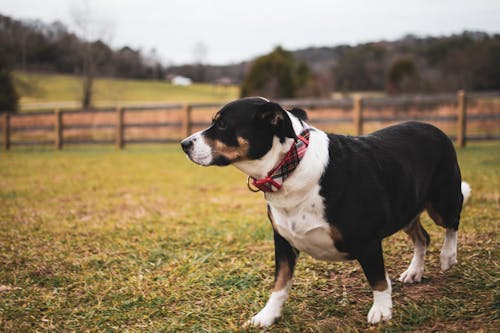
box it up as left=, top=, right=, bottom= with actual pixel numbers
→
left=180, top=97, right=471, bottom=327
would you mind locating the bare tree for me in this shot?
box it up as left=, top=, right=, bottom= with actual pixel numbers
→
left=192, top=41, right=208, bottom=82
left=20, top=29, right=28, bottom=72
left=146, top=48, right=161, bottom=80
left=70, top=0, right=113, bottom=108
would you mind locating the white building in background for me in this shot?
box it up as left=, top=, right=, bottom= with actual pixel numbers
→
left=170, top=75, right=193, bottom=86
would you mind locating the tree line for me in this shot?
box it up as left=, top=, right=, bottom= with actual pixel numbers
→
left=0, top=14, right=164, bottom=79
left=327, top=32, right=500, bottom=94
left=241, top=32, right=500, bottom=98
left=1, top=11, right=500, bottom=109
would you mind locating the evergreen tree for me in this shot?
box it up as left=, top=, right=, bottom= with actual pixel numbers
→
left=240, top=46, right=311, bottom=98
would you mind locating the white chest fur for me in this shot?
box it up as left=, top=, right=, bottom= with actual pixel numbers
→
left=265, top=126, right=347, bottom=261
left=269, top=186, right=346, bottom=261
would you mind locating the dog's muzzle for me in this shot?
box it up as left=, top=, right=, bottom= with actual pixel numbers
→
left=180, top=137, right=194, bottom=154
left=180, top=132, right=214, bottom=166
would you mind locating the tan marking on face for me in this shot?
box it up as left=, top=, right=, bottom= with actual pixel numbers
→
left=426, top=202, right=445, bottom=227
left=372, top=279, right=389, bottom=291
left=205, top=136, right=250, bottom=162
left=273, top=261, right=292, bottom=292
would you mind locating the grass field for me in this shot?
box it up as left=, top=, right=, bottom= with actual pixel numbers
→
left=13, top=71, right=239, bottom=111
left=0, top=143, right=498, bottom=332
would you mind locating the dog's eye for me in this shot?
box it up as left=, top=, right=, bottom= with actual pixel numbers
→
left=217, top=119, right=227, bottom=130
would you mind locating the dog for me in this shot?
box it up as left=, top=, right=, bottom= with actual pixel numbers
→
left=180, top=97, right=471, bottom=327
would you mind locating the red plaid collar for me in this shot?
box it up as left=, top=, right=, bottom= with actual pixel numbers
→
left=248, top=128, right=310, bottom=193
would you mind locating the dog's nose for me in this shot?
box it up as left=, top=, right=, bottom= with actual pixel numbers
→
left=181, top=139, right=193, bottom=153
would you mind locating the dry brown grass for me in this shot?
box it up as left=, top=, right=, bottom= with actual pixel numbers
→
left=0, top=142, right=498, bottom=332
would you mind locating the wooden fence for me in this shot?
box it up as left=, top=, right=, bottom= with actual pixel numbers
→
left=1, top=90, right=500, bottom=150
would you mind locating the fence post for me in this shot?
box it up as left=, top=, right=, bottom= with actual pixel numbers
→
left=182, top=104, right=192, bottom=138
left=54, top=109, right=63, bottom=150
left=353, top=96, right=364, bottom=136
left=457, top=90, right=467, bottom=148
left=115, top=106, right=124, bottom=149
left=2, top=112, right=10, bottom=151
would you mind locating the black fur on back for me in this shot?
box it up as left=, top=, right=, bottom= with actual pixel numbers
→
left=318, top=121, right=463, bottom=253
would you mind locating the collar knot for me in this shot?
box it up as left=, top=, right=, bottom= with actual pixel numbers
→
left=248, top=128, right=311, bottom=193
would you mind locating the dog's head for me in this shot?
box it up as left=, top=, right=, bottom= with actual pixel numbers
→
left=180, top=97, right=307, bottom=166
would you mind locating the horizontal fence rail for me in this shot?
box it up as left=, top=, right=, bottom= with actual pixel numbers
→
left=1, top=90, right=500, bottom=150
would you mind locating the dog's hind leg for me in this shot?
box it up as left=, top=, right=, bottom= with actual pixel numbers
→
left=425, top=151, right=467, bottom=271
left=426, top=179, right=465, bottom=272
left=244, top=229, right=299, bottom=328
left=355, top=239, right=392, bottom=324
left=431, top=182, right=470, bottom=271
left=440, top=228, right=458, bottom=271
left=399, top=216, right=430, bottom=283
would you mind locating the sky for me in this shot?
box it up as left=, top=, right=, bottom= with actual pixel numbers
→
left=2, top=0, right=500, bottom=65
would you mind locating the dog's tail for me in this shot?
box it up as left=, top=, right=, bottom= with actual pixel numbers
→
left=461, top=181, right=471, bottom=205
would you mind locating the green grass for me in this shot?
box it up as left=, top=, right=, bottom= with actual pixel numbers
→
left=13, top=71, right=239, bottom=111
left=0, top=143, right=498, bottom=332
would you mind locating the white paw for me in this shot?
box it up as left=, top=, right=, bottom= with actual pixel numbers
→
left=440, top=251, right=457, bottom=271
left=243, top=286, right=289, bottom=328
left=367, top=302, right=392, bottom=324
left=399, top=266, right=423, bottom=283
left=243, top=309, right=280, bottom=328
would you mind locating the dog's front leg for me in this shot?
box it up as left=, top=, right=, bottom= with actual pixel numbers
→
left=355, top=239, right=393, bottom=324
left=244, top=230, right=299, bottom=328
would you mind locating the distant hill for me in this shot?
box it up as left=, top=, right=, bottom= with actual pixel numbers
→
left=167, top=32, right=500, bottom=93
left=293, top=32, right=500, bottom=92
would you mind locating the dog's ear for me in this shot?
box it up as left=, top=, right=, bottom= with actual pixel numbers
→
left=290, top=107, right=308, bottom=121
left=255, top=101, right=284, bottom=125
left=255, top=101, right=295, bottom=141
